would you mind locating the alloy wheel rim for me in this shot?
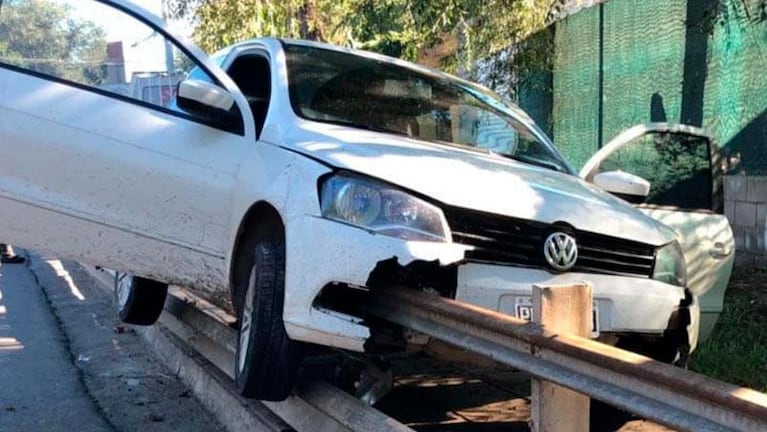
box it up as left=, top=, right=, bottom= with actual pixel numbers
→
left=116, top=273, right=133, bottom=309
left=238, top=268, right=256, bottom=374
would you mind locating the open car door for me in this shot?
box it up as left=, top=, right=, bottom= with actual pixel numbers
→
left=0, top=0, right=255, bottom=283
left=580, top=123, right=734, bottom=344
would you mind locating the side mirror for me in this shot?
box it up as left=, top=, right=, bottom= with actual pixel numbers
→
left=176, top=79, right=238, bottom=128
left=593, top=170, right=651, bottom=203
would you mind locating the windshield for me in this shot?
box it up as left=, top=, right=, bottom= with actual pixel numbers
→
left=284, top=43, right=573, bottom=173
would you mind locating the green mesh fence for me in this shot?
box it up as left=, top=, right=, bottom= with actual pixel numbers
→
left=513, top=0, right=767, bottom=175
left=551, top=8, right=601, bottom=169
left=600, top=0, right=687, bottom=144
left=703, top=1, right=767, bottom=175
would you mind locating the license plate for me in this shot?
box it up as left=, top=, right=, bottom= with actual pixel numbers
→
left=514, top=297, right=600, bottom=338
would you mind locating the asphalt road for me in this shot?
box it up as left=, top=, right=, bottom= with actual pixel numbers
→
left=0, top=253, right=224, bottom=432
left=0, top=257, right=110, bottom=431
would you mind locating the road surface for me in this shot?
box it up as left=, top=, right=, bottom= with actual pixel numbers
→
left=0, top=253, right=224, bottom=432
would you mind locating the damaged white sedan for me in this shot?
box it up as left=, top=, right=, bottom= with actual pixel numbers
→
left=0, top=0, right=733, bottom=401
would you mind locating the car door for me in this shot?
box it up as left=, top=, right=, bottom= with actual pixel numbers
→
left=0, top=0, right=256, bottom=285
left=580, top=123, right=735, bottom=342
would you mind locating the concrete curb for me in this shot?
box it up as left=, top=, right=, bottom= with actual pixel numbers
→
left=23, top=253, right=227, bottom=431
left=138, top=315, right=293, bottom=432
left=79, top=264, right=293, bottom=432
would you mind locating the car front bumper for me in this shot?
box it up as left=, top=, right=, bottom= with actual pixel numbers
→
left=456, top=263, right=689, bottom=334
left=282, top=215, right=697, bottom=352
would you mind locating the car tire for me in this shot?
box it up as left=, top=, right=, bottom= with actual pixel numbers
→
left=235, top=224, right=302, bottom=401
left=115, top=272, right=168, bottom=325
left=618, top=337, right=689, bottom=367
left=652, top=340, right=690, bottom=368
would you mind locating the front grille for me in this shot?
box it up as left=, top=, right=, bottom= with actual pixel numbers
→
left=444, top=207, right=656, bottom=278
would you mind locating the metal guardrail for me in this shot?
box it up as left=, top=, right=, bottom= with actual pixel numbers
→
left=85, top=264, right=767, bottom=431
left=159, top=287, right=414, bottom=432
left=365, top=286, right=767, bottom=432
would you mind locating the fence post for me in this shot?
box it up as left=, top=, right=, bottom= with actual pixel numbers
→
left=530, top=282, right=593, bottom=432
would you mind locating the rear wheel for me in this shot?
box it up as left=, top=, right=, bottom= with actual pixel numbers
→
left=235, top=222, right=302, bottom=401
left=114, top=272, right=168, bottom=325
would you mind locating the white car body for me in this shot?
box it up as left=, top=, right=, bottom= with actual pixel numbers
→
left=0, top=1, right=733, bottom=358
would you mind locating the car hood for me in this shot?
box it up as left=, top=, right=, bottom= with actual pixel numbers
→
left=284, top=122, right=677, bottom=246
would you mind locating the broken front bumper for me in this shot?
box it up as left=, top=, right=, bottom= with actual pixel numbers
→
left=282, top=215, right=697, bottom=353
left=282, top=215, right=468, bottom=351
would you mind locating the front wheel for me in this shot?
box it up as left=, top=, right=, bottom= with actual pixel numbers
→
left=617, top=336, right=690, bottom=367
left=114, top=272, right=168, bottom=325
left=235, top=228, right=302, bottom=401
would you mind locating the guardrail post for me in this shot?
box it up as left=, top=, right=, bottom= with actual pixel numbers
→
left=530, top=282, right=593, bottom=432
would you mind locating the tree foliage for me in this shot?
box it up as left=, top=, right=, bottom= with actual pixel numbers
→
left=165, top=0, right=553, bottom=74
left=346, top=0, right=552, bottom=70
left=0, top=0, right=107, bottom=83
left=165, top=0, right=349, bottom=52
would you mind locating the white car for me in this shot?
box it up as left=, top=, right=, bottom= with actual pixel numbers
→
left=0, top=0, right=733, bottom=401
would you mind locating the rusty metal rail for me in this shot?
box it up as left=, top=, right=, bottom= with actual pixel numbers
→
left=365, top=286, right=767, bottom=432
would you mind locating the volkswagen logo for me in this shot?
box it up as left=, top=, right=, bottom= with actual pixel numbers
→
left=543, top=232, right=578, bottom=271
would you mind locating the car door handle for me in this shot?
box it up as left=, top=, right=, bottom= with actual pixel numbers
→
left=709, top=242, right=733, bottom=259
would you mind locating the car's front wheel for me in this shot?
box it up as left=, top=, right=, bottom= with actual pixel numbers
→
left=618, top=334, right=690, bottom=367
left=235, top=223, right=302, bottom=401
left=114, top=272, right=168, bottom=325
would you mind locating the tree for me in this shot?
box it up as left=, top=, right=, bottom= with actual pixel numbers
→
left=165, top=0, right=553, bottom=74
left=343, top=0, right=552, bottom=71
left=0, top=0, right=107, bottom=84
left=164, top=0, right=352, bottom=52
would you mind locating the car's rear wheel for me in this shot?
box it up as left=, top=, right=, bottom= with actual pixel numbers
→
left=114, top=272, right=168, bottom=325
left=235, top=222, right=302, bottom=401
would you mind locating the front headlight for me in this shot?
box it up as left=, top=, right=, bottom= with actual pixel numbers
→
left=320, top=173, right=452, bottom=242
left=653, top=241, right=687, bottom=287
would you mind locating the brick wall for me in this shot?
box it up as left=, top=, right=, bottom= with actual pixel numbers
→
left=725, top=176, right=767, bottom=269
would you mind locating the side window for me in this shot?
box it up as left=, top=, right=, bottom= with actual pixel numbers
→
left=0, top=0, right=210, bottom=112
left=186, top=52, right=228, bottom=84
left=595, top=132, right=714, bottom=211
left=226, top=54, right=271, bottom=137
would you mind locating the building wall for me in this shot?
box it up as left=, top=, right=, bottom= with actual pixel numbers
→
left=725, top=176, right=767, bottom=268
